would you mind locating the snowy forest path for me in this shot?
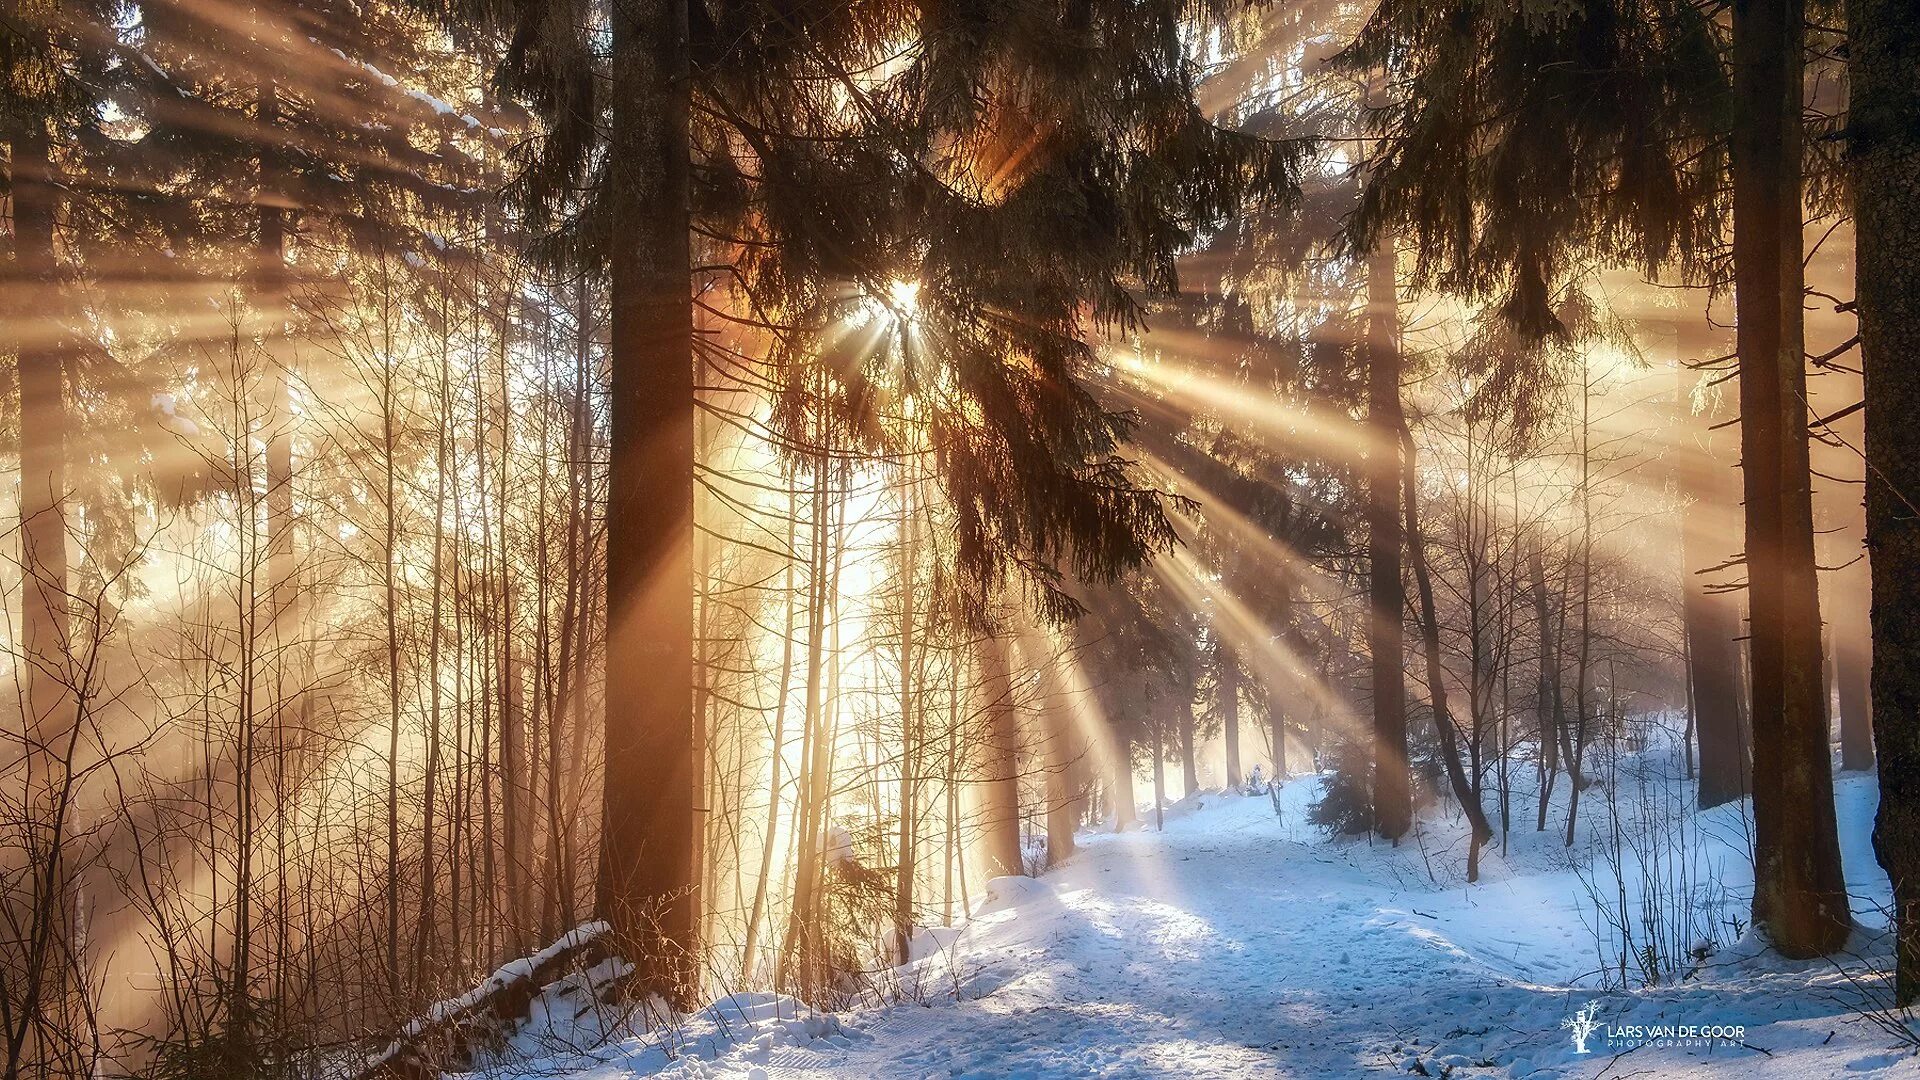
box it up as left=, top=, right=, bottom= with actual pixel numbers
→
left=541, top=774, right=1897, bottom=1078
left=752, top=789, right=1592, bottom=1079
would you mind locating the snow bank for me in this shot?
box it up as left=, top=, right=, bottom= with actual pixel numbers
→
left=974, top=875, right=1052, bottom=916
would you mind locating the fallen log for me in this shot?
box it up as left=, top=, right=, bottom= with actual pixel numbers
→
left=350, top=921, right=614, bottom=1080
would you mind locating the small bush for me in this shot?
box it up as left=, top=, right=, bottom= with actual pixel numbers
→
left=1309, top=737, right=1375, bottom=836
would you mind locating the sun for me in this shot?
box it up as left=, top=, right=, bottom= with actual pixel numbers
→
left=888, top=278, right=920, bottom=319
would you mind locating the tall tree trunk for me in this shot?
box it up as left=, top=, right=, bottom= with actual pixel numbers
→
left=1367, top=243, right=1412, bottom=841
left=1836, top=634, right=1874, bottom=772
left=1850, top=0, right=1920, bottom=1001
left=382, top=308, right=405, bottom=1000
left=1269, top=701, right=1288, bottom=778
left=977, top=640, right=1025, bottom=877
left=1042, top=664, right=1081, bottom=867
left=415, top=307, right=451, bottom=993
left=1530, top=547, right=1562, bottom=831
left=9, top=118, right=74, bottom=1080
left=1151, top=709, right=1167, bottom=831
left=1731, top=0, right=1849, bottom=957
left=776, top=458, right=832, bottom=994
left=1400, top=423, right=1494, bottom=876
left=257, top=70, right=298, bottom=1027
left=497, top=274, right=529, bottom=956
left=1675, top=349, right=1753, bottom=807
left=892, top=479, right=921, bottom=960
left=1110, top=736, right=1139, bottom=830
left=1178, top=689, right=1200, bottom=795
left=596, top=0, right=699, bottom=998
left=1217, top=642, right=1243, bottom=789
left=1565, top=376, right=1596, bottom=848
left=740, top=480, right=799, bottom=984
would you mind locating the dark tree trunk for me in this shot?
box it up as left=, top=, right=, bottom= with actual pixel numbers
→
left=1837, top=634, right=1874, bottom=772
left=1731, top=0, right=1849, bottom=957
left=1151, top=718, right=1167, bottom=831
left=1529, top=547, right=1562, bottom=831
left=1269, top=701, right=1287, bottom=778
left=595, top=0, right=699, bottom=999
left=1367, top=244, right=1412, bottom=841
left=1217, top=643, right=1243, bottom=789
left=1850, top=0, right=1920, bottom=1002
left=1111, top=737, right=1139, bottom=831
left=1675, top=346, right=1753, bottom=808
left=1043, top=695, right=1079, bottom=867
left=1179, top=690, right=1200, bottom=795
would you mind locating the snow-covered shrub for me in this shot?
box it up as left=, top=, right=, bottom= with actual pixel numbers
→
left=806, top=816, right=899, bottom=1006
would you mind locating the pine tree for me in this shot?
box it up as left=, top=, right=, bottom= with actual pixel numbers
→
left=1730, top=0, right=1847, bottom=958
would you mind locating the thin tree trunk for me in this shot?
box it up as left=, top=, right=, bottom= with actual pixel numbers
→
left=892, top=478, right=921, bottom=960
left=1530, top=547, right=1562, bottom=831
left=1400, top=423, right=1494, bottom=876
left=9, top=118, right=74, bottom=1080
left=497, top=270, right=529, bottom=955
left=1565, top=376, right=1596, bottom=849
left=258, top=70, right=297, bottom=1027
left=414, top=299, right=452, bottom=992
left=740, top=480, right=799, bottom=984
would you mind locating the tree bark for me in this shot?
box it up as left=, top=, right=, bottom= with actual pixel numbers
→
left=1043, top=693, right=1079, bottom=867
left=1850, top=0, right=1920, bottom=1001
left=893, top=481, right=921, bottom=960
left=1217, top=642, right=1243, bottom=789
left=1110, top=736, right=1139, bottom=830
left=1675, top=347, right=1753, bottom=808
left=976, top=640, right=1025, bottom=877
left=1151, top=710, right=1167, bottom=831
left=1836, top=633, right=1874, bottom=772
left=1179, top=689, right=1200, bottom=795
left=1529, top=546, right=1562, bottom=831
left=1731, top=0, right=1849, bottom=957
left=596, top=0, right=699, bottom=999
left=1367, top=243, right=1412, bottom=841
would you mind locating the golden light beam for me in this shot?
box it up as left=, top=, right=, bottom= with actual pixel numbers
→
left=1100, top=346, right=1388, bottom=468
left=1148, top=547, right=1366, bottom=762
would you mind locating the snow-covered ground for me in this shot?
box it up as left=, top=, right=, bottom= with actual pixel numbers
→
left=477, top=757, right=1919, bottom=1078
